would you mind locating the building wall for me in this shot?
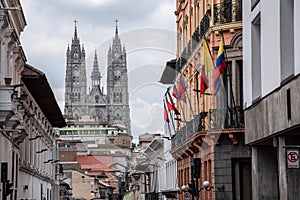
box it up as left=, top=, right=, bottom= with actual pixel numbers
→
left=18, top=171, right=53, bottom=200
left=214, top=135, right=251, bottom=200
left=243, top=1, right=300, bottom=200
left=243, top=0, right=300, bottom=108
left=245, top=77, right=300, bottom=143
left=296, top=0, right=300, bottom=75
left=252, top=145, right=278, bottom=200
left=71, top=170, right=93, bottom=199
left=18, top=85, right=59, bottom=199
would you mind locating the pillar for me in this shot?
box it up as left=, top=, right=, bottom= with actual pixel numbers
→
left=278, top=136, right=287, bottom=200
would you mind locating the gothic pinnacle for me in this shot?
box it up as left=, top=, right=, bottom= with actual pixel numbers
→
left=115, top=19, right=119, bottom=36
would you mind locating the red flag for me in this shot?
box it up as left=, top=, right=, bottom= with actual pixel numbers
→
left=200, top=66, right=208, bottom=94
left=163, top=102, right=169, bottom=123
left=166, top=92, right=180, bottom=115
left=172, top=76, right=186, bottom=103
left=177, top=76, right=186, bottom=103
left=172, top=85, right=178, bottom=99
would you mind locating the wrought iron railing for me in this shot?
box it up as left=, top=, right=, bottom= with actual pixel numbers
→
left=200, top=14, right=210, bottom=38
left=208, top=106, right=244, bottom=129
left=171, top=107, right=244, bottom=148
left=214, top=0, right=242, bottom=24
left=145, top=192, right=164, bottom=200
left=176, top=12, right=211, bottom=72
left=171, top=112, right=207, bottom=148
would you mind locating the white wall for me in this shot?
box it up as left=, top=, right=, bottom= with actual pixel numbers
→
left=18, top=172, right=52, bottom=200
left=243, top=0, right=254, bottom=107
left=243, top=0, right=299, bottom=108
left=295, top=1, right=300, bottom=74
left=260, top=0, right=281, bottom=96
left=157, top=139, right=178, bottom=193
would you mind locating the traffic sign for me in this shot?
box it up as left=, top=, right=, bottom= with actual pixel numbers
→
left=287, top=149, right=299, bottom=168
left=184, top=192, right=191, bottom=200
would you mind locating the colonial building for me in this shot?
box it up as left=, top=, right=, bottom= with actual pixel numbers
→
left=0, top=1, right=66, bottom=199
left=243, top=0, right=300, bottom=199
left=19, top=65, right=66, bottom=199
left=163, top=0, right=250, bottom=199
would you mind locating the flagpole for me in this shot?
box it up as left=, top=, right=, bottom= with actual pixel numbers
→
left=220, top=31, right=239, bottom=127
left=177, top=100, right=188, bottom=137
left=195, top=70, right=200, bottom=114
left=180, top=75, right=197, bottom=133
left=163, top=100, right=172, bottom=138
left=164, top=92, right=177, bottom=136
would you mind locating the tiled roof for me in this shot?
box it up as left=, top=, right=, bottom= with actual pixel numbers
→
left=76, top=155, right=119, bottom=172
left=139, top=138, right=153, bottom=142
left=80, top=164, right=116, bottom=171
left=86, top=172, right=116, bottom=179
left=77, top=155, right=113, bottom=166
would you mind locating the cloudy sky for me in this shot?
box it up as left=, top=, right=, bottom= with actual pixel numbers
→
left=19, top=0, right=177, bottom=142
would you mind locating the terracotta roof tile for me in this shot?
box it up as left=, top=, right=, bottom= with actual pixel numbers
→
left=76, top=155, right=113, bottom=166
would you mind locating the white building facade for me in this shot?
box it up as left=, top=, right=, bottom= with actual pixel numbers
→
left=0, top=1, right=65, bottom=199
left=243, top=0, right=300, bottom=199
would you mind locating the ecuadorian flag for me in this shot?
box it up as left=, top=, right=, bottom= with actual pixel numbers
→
left=213, top=37, right=226, bottom=92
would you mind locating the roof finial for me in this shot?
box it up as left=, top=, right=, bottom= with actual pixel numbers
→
left=115, top=19, right=119, bottom=35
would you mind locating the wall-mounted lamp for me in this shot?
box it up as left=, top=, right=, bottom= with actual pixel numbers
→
left=36, top=149, right=48, bottom=154
left=44, top=159, right=53, bottom=164
left=23, top=185, right=28, bottom=190
left=155, top=156, right=167, bottom=161
left=0, top=6, right=21, bottom=11
left=162, top=136, right=171, bottom=140
left=29, top=135, right=43, bottom=141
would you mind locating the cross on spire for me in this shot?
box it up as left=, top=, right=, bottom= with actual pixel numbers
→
left=74, top=19, right=78, bottom=28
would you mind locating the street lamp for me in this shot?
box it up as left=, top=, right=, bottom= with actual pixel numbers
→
left=181, top=180, right=213, bottom=199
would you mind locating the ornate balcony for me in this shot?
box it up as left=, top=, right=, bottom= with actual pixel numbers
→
left=213, top=0, right=242, bottom=25
left=171, top=112, right=207, bottom=148
left=171, top=107, right=244, bottom=148
left=0, top=85, right=15, bottom=126
left=209, top=106, right=244, bottom=130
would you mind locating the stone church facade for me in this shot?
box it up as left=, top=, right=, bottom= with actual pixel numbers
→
left=64, top=23, right=131, bottom=135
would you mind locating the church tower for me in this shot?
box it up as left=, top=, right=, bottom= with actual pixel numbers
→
left=107, top=20, right=131, bottom=134
left=64, top=21, right=87, bottom=119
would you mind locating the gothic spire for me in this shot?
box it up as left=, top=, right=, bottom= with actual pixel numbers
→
left=93, top=50, right=99, bottom=70
left=115, top=19, right=119, bottom=36
left=91, top=50, right=101, bottom=87
left=72, top=19, right=80, bottom=45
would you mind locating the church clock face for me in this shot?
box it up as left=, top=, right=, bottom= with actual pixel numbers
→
left=114, top=69, right=121, bottom=77
left=73, top=68, right=79, bottom=76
